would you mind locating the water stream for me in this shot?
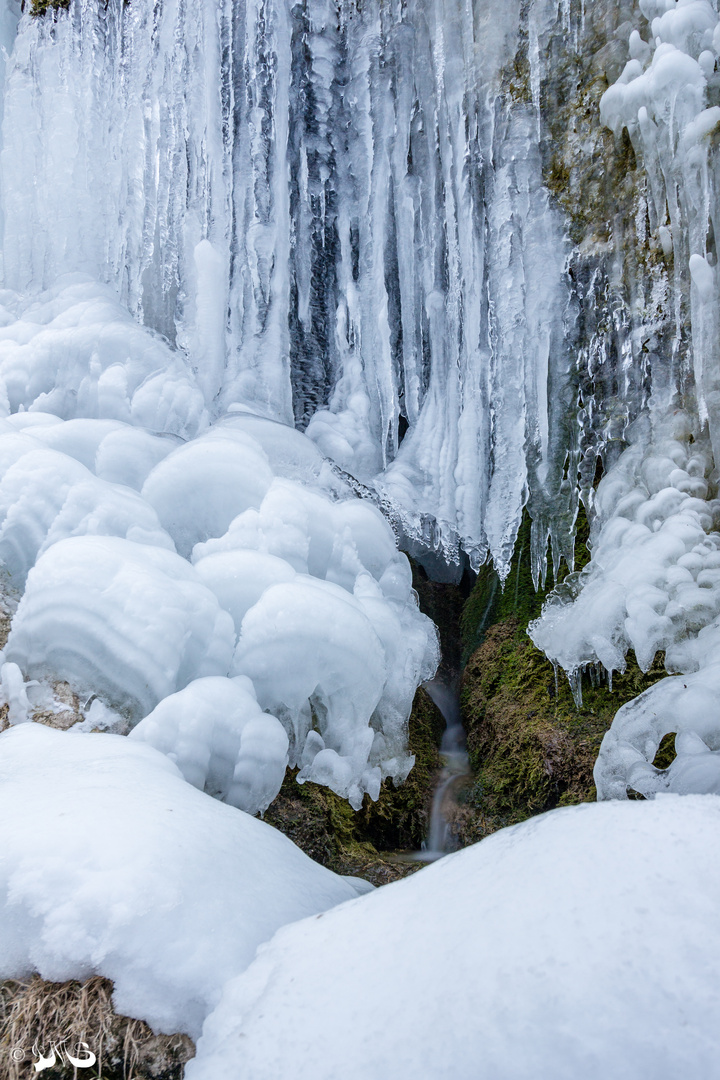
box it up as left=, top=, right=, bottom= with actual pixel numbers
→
left=414, top=679, right=470, bottom=862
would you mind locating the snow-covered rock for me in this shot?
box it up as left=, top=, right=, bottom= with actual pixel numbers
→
left=0, top=724, right=370, bottom=1038
left=188, top=795, right=720, bottom=1080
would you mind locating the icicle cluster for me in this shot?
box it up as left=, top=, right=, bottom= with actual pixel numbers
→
left=0, top=0, right=576, bottom=577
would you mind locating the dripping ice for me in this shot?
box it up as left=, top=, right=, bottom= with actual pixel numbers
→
left=0, top=0, right=579, bottom=580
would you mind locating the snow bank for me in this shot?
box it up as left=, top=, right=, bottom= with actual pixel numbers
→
left=0, top=724, right=369, bottom=1038
left=188, top=796, right=720, bottom=1080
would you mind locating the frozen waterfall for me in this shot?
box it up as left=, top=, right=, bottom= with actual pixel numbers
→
left=0, top=0, right=580, bottom=579
left=1, top=0, right=720, bottom=802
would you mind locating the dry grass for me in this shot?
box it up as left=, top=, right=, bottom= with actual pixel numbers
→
left=0, top=975, right=194, bottom=1080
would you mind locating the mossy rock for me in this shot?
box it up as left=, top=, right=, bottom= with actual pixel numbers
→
left=460, top=507, right=592, bottom=663
left=457, top=617, right=667, bottom=845
left=263, top=686, right=445, bottom=885
left=29, top=0, right=70, bottom=16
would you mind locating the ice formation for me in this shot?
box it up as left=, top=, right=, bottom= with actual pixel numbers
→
left=0, top=280, right=206, bottom=434
left=1, top=0, right=720, bottom=1068
left=530, top=0, right=720, bottom=799
left=0, top=724, right=370, bottom=1038
left=0, top=266, right=438, bottom=805
left=130, top=677, right=289, bottom=816
left=187, top=796, right=720, bottom=1079
left=0, top=0, right=579, bottom=576
left=3, top=535, right=236, bottom=718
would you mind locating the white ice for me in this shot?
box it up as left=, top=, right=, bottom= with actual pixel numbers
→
left=130, top=677, right=289, bottom=816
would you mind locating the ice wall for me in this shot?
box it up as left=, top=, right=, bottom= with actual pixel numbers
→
left=0, top=0, right=577, bottom=579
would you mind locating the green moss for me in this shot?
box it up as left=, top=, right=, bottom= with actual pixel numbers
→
left=29, top=0, right=70, bottom=16
left=461, top=505, right=591, bottom=662
left=455, top=490, right=668, bottom=844
left=456, top=616, right=667, bottom=844
left=264, top=686, right=445, bottom=884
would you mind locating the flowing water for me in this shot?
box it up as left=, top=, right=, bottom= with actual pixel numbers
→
left=412, top=679, right=470, bottom=862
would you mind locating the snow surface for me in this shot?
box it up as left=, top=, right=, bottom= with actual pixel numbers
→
left=0, top=724, right=371, bottom=1038
left=188, top=796, right=720, bottom=1080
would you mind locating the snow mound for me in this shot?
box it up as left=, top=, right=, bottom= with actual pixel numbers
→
left=130, top=676, right=288, bottom=816
left=188, top=796, right=720, bottom=1080
left=3, top=535, right=235, bottom=719
left=0, top=724, right=369, bottom=1038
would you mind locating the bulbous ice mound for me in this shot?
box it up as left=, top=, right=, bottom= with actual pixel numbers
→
left=233, top=577, right=388, bottom=810
left=530, top=411, right=720, bottom=683
left=141, top=429, right=275, bottom=558
left=0, top=405, right=437, bottom=807
left=0, top=445, right=174, bottom=585
left=130, top=676, right=289, bottom=816
left=595, top=665, right=720, bottom=800
left=0, top=279, right=207, bottom=436
left=0, top=278, right=438, bottom=809
left=187, top=796, right=720, bottom=1080
left=3, top=535, right=236, bottom=719
left=0, top=724, right=369, bottom=1039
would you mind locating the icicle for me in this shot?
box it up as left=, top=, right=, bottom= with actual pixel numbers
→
left=568, top=668, right=583, bottom=710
